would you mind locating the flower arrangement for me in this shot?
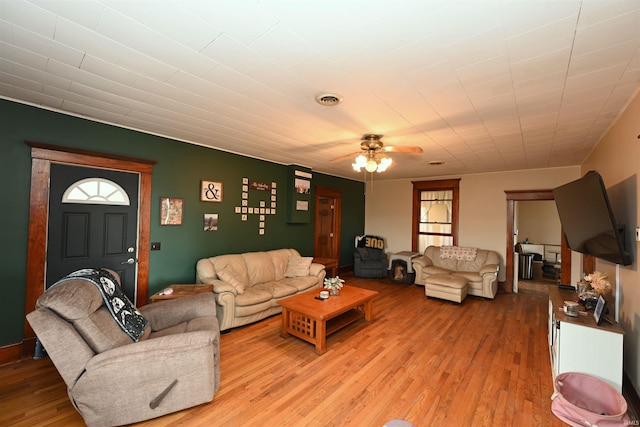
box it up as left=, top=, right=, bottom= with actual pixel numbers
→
left=583, top=271, right=611, bottom=295
left=324, top=276, right=345, bottom=292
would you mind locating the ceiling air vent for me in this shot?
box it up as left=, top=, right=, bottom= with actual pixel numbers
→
left=315, top=93, right=343, bottom=106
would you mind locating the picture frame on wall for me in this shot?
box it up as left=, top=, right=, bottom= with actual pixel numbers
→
left=201, top=180, right=223, bottom=202
left=160, top=197, right=183, bottom=226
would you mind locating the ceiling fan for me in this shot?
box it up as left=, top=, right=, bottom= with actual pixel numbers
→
left=330, top=134, right=423, bottom=173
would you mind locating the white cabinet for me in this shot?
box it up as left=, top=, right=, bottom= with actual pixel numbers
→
left=548, top=288, right=624, bottom=391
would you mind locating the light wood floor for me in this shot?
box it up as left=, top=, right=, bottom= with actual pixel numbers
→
left=1, top=275, right=568, bottom=427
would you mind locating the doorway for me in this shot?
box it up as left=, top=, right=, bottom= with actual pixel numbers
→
left=504, top=189, right=571, bottom=293
left=314, top=186, right=342, bottom=262
left=23, top=142, right=154, bottom=356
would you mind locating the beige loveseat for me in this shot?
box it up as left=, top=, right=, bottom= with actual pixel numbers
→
left=196, top=249, right=326, bottom=331
left=412, top=245, right=500, bottom=299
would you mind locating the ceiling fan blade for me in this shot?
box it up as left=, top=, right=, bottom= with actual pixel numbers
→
left=381, top=146, right=423, bottom=153
left=330, top=151, right=362, bottom=162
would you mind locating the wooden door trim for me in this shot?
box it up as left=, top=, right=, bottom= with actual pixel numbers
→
left=504, top=189, right=571, bottom=293
left=23, top=141, right=155, bottom=357
left=314, top=186, right=342, bottom=264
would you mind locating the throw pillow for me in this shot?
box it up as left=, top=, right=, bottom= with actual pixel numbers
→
left=284, top=256, right=313, bottom=278
left=217, top=264, right=246, bottom=294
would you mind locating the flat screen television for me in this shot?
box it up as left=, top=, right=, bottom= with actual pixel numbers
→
left=552, top=171, right=631, bottom=266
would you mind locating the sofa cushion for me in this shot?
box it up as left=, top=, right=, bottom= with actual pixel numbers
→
left=284, top=256, right=313, bottom=277
left=268, top=248, right=299, bottom=280
left=211, top=254, right=249, bottom=287
left=456, top=250, right=492, bottom=273
left=454, top=271, right=482, bottom=283
left=280, top=276, right=319, bottom=292
left=254, top=281, right=298, bottom=298
left=217, top=264, right=246, bottom=294
left=423, top=265, right=453, bottom=276
left=234, top=288, right=272, bottom=307
left=243, top=252, right=276, bottom=285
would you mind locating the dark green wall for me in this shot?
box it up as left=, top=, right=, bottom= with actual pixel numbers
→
left=0, top=99, right=365, bottom=347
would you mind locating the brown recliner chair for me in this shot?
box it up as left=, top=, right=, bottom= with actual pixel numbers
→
left=26, top=270, right=220, bottom=427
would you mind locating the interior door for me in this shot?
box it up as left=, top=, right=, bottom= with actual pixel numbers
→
left=314, top=187, right=342, bottom=260
left=47, top=164, right=139, bottom=301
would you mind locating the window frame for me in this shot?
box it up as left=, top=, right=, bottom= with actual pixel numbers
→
left=411, top=179, right=460, bottom=252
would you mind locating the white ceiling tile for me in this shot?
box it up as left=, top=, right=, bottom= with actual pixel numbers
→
left=572, top=11, right=640, bottom=56
left=53, top=18, right=125, bottom=64
left=250, top=24, right=315, bottom=70
left=577, top=0, right=640, bottom=28
left=27, top=0, right=104, bottom=30
left=200, top=33, right=266, bottom=73
left=143, top=1, right=219, bottom=52
left=96, top=7, right=170, bottom=57
left=10, top=23, right=84, bottom=67
left=0, top=0, right=57, bottom=38
left=506, top=16, right=577, bottom=63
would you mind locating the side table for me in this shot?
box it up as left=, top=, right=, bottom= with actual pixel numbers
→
left=150, top=284, right=213, bottom=303
left=313, top=257, right=339, bottom=277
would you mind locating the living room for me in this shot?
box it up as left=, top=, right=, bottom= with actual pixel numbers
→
left=1, top=1, right=640, bottom=425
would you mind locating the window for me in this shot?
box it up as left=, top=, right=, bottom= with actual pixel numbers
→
left=412, top=179, right=460, bottom=252
left=62, top=178, right=130, bottom=205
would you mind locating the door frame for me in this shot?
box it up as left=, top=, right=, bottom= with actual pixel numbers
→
left=23, top=141, right=155, bottom=355
left=314, top=186, right=342, bottom=262
left=504, top=189, right=571, bottom=293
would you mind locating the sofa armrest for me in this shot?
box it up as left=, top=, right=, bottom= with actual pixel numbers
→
left=140, top=293, right=216, bottom=331
left=480, top=263, right=499, bottom=276
left=207, top=279, right=238, bottom=295
left=412, top=255, right=432, bottom=268
left=310, top=262, right=325, bottom=277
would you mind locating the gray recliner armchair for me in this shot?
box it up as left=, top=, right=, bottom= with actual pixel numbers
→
left=353, top=235, right=389, bottom=278
left=26, top=269, right=220, bottom=427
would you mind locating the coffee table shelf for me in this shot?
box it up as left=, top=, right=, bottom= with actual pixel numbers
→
left=325, top=309, right=364, bottom=335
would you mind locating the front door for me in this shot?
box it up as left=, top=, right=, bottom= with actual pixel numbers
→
left=47, top=164, right=139, bottom=301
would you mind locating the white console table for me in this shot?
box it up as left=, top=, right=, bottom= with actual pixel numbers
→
left=548, top=287, right=624, bottom=391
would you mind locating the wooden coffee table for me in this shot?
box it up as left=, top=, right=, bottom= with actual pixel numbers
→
left=278, top=285, right=378, bottom=354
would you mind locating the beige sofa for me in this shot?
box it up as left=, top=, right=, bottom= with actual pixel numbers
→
left=196, top=248, right=326, bottom=331
left=412, top=245, right=500, bottom=300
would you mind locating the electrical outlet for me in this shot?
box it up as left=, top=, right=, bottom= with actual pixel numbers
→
left=151, top=242, right=161, bottom=250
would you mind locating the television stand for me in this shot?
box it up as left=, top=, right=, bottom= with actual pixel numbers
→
left=548, top=287, right=624, bottom=391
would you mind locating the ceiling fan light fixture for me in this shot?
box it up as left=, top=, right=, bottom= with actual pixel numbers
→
left=377, top=156, right=392, bottom=172
left=352, top=154, right=367, bottom=171
left=365, top=158, right=378, bottom=172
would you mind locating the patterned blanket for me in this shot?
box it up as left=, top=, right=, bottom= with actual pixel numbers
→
left=51, top=268, right=148, bottom=341
left=439, top=246, right=477, bottom=261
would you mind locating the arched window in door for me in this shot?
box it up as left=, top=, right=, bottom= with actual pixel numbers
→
left=62, top=178, right=130, bottom=205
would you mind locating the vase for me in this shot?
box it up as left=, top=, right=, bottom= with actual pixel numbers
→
left=330, top=288, right=340, bottom=296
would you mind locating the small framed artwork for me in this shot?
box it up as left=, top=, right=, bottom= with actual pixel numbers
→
left=594, top=295, right=607, bottom=325
left=160, top=197, right=183, bottom=225
left=204, top=213, right=218, bottom=231
left=201, top=180, right=223, bottom=202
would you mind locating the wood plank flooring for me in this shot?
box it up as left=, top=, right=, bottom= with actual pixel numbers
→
left=0, top=275, right=568, bottom=426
